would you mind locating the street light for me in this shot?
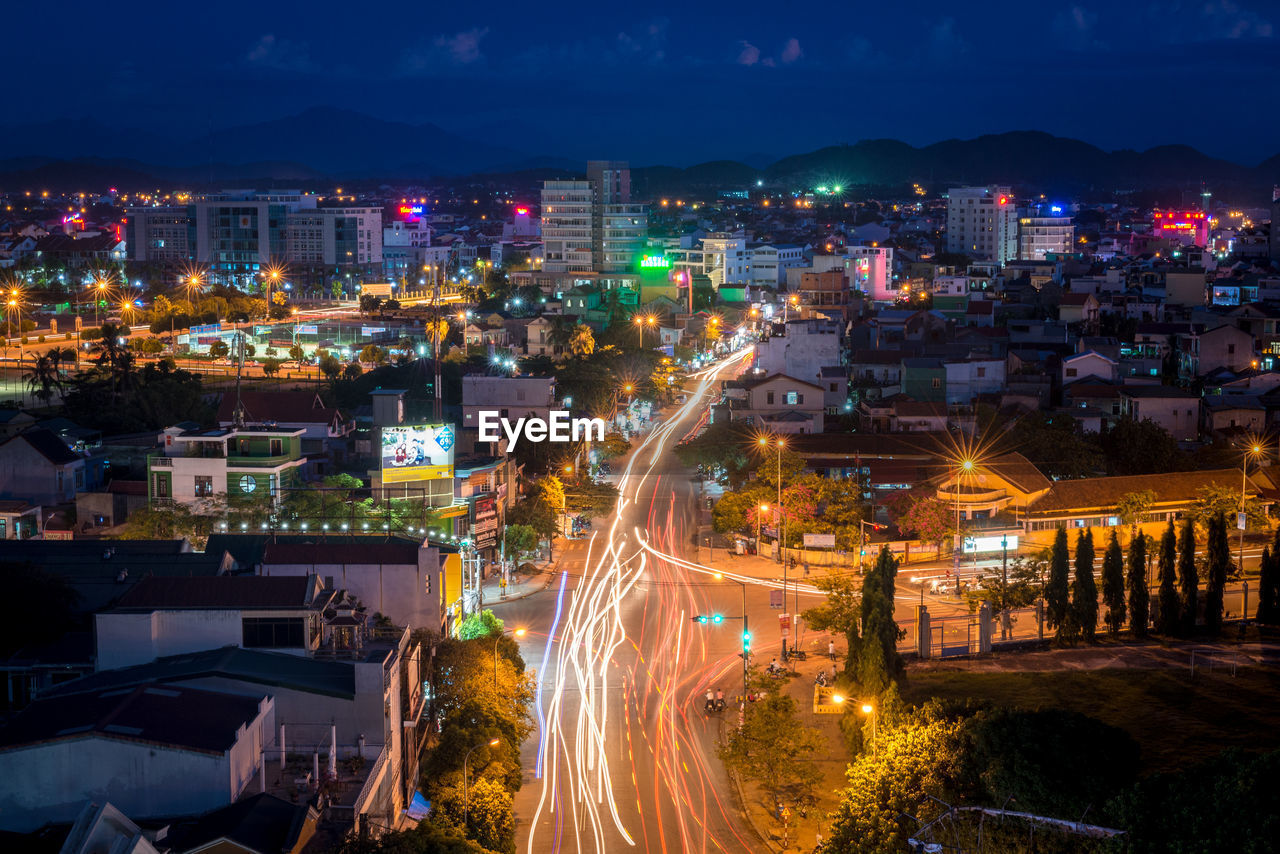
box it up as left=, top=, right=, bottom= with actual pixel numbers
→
left=1241, top=442, right=1263, bottom=573
left=756, top=504, right=769, bottom=554
left=861, top=703, right=877, bottom=745
left=633, top=314, right=656, bottom=349
left=757, top=435, right=787, bottom=562
left=493, top=627, right=526, bottom=688
left=464, top=738, right=501, bottom=831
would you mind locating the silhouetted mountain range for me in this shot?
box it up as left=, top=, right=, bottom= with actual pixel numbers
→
left=0, top=111, right=1276, bottom=198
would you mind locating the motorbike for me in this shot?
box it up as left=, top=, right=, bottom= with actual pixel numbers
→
left=704, top=697, right=727, bottom=713
left=814, top=670, right=829, bottom=687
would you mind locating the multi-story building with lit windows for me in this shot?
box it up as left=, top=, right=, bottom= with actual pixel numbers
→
left=541, top=162, right=648, bottom=273
left=125, top=191, right=382, bottom=283
left=1018, top=210, right=1075, bottom=260
left=147, top=425, right=306, bottom=508
left=946, top=186, right=1018, bottom=264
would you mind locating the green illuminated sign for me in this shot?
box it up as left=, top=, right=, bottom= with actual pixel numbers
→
left=639, top=254, right=670, bottom=269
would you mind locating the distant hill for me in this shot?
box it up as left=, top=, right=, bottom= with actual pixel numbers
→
left=0, top=114, right=1277, bottom=196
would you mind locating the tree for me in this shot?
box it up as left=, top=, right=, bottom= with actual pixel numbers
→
left=1127, top=531, right=1150, bottom=638
left=457, top=609, right=504, bottom=641
left=1101, top=417, right=1182, bottom=476
left=261, top=357, right=281, bottom=377
left=1071, top=529, right=1098, bottom=642
left=23, top=351, right=64, bottom=403
left=288, top=344, right=305, bottom=361
left=801, top=572, right=861, bottom=675
left=1102, top=530, right=1126, bottom=637
left=1007, top=411, right=1103, bottom=479
left=567, top=323, right=595, bottom=358
left=1259, top=527, right=1280, bottom=624
left=502, top=524, right=538, bottom=559
left=1115, top=489, right=1156, bottom=532
left=319, top=353, right=342, bottom=382
left=1177, top=516, right=1198, bottom=635
left=889, top=494, right=954, bottom=550
left=1046, top=527, right=1071, bottom=638
left=117, top=503, right=212, bottom=546
left=1154, top=521, right=1179, bottom=635
left=1204, top=511, right=1230, bottom=634
left=718, top=691, right=826, bottom=810
left=208, top=340, right=229, bottom=359
left=858, top=546, right=902, bottom=692
left=823, top=704, right=967, bottom=854
left=359, top=344, right=386, bottom=364
left=1191, top=483, right=1266, bottom=532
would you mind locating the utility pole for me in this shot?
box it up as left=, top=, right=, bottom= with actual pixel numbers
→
left=433, top=275, right=442, bottom=423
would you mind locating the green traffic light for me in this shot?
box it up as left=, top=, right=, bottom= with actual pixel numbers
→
left=712, top=614, right=724, bottom=624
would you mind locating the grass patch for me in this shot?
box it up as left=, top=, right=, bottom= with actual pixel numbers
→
left=902, top=667, right=1280, bottom=774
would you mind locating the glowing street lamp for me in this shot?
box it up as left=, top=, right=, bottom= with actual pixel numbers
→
left=1241, top=441, right=1265, bottom=572
left=464, top=738, right=502, bottom=831
left=633, top=314, right=656, bottom=349
left=861, top=703, right=877, bottom=745
left=757, top=435, right=787, bottom=562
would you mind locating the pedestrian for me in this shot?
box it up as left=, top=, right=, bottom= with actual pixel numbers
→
left=828, top=639, right=836, bottom=661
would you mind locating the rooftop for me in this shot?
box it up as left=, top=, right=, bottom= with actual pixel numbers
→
left=43, top=646, right=357, bottom=701
left=0, top=684, right=265, bottom=754
left=1029, top=468, right=1247, bottom=515
left=112, top=575, right=318, bottom=611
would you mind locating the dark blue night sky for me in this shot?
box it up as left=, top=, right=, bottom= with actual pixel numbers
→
left=10, top=0, right=1279, bottom=165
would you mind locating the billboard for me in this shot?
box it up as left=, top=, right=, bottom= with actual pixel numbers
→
left=803, top=533, right=836, bottom=548
left=295, top=324, right=318, bottom=335
left=962, top=535, right=1018, bottom=554
left=381, top=424, right=455, bottom=483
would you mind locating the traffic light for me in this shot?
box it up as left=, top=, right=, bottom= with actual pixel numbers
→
left=711, top=614, right=724, bottom=625
left=692, top=614, right=725, bottom=625
left=742, top=630, right=752, bottom=652
left=692, top=615, right=709, bottom=624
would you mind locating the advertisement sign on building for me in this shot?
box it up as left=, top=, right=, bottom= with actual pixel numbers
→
left=473, top=496, right=498, bottom=548
left=362, top=326, right=387, bottom=336
left=191, top=323, right=222, bottom=335
left=803, top=533, right=836, bottom=548
left=962, top=535, right=1018, bottom=554
left=380, top=424, right=455, bottom=483
left=295, top=324, right=318, bottom=335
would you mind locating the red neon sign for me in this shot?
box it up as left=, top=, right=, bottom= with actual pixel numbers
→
left=514, top=207, right=529, bottom=216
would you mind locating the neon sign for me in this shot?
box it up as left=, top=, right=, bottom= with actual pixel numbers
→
left=514, top=207, right=529, bottom=216
left=639, top=254, right=670, bottom=269
left=398, top=205, right=424, bottom=220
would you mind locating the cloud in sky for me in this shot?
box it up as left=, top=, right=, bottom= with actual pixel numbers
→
left=780, top=37, right=803, bottom=64
left=245, top=34, right=317, bottom=73
left=400, top=27, right=490, bottom=73
left=737, top=41, right=761, bottom=66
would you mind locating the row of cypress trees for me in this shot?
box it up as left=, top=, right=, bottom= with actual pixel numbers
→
left=1045, top=512, right=1243, bottom=641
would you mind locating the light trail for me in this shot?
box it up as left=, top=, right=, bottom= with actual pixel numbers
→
left=524, top=348, right=761, bottom=853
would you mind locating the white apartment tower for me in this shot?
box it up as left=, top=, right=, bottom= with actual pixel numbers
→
left=946, top=186, right=1018, bottom=265
left=541, top=161, right=647, bottom=273
left=1018, top=212, right=1075, bottom=261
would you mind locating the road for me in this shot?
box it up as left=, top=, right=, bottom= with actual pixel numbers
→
left=496, top=350, right=801, bottom=854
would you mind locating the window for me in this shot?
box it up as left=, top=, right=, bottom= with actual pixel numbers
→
left=243, top=617, right=305, bottom=648
left=785, top=391, right=799, bottom=405
left=1066, top=368, right=1078, bottom=378
left=1228, top=344, right=1236, bottom=355
left=976, top=367, right=986, bottom=377
left=931, top=378, right=942, bottom=389
left=154, top=474, right=169, bottom=498
left=766, top=391, right=775, bottom=405
left=194, top=476, right=213, bottom=497
left=239, top=474, right=257, bottom=494
left=270, top=438, right=283, bottom=456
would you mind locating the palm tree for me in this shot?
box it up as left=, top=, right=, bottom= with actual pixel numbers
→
left=23, top=351, right=64, bottom=404
left=568, top=324, right=596, bottom=358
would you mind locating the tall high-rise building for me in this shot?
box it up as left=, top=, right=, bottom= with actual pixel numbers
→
left=541, top=162, right=647, bottom=273
left=540, top=181, right=594, bottom=273
left=946, top=186, right=1018, bottom=264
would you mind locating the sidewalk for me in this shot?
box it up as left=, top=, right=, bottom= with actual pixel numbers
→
left=479, top=554, right=559, bottom=605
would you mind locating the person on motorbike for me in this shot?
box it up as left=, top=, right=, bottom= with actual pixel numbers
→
left=705, top=689, right=715, bottom=711
left=715, top=688, right=725, bottom=709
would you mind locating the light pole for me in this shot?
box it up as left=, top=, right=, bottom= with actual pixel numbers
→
left=1241, top=443, right=1262, bottom=573
left=493, top=627, right=526, bottom=688
left=756, top=503, right=769, bottom=555
left=861, top=703, right=877, bottom=746
left=953, top=458, right=975, bottom=580
left=758, top=435, right=786, bottom=562
left=464, top=738, right=501, bottom=831
left=633, top=314, right=655, bottom=349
